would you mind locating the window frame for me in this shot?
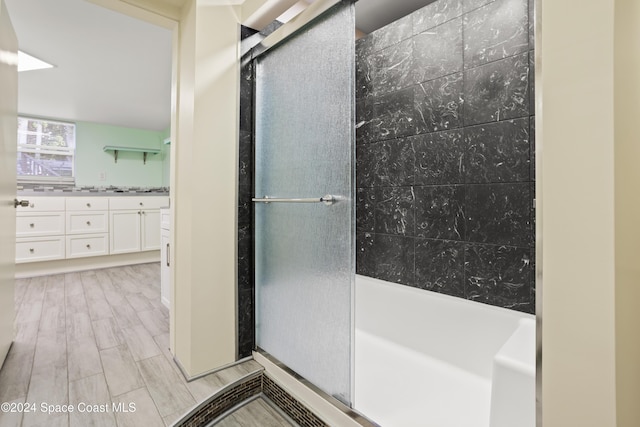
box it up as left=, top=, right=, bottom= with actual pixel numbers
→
left=17, top=116, right=76, bottom=185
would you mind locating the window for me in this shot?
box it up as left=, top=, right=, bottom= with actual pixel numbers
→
left=17, top=117, right=76, bottom=183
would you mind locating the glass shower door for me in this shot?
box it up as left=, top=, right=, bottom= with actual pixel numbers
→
left=253, top=1, right=355, bottom=405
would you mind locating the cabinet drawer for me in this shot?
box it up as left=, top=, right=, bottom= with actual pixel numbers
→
left=66, top=234, right=109, bottom=258
left=66, top=212, right=108, bottom=234
left=16, top=197, right=65, bottom=212
left=66, top=197, right=109, bottom=211
left=16, top=212, right=65, bottom=237
left=160, top=208, right=170, bottom=230
left=16, top=236, right=65, bottom=263
left=109, top=196, right=168, bottom=210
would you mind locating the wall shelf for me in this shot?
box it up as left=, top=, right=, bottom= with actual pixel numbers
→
left=103, top=146, right=161, bottom=164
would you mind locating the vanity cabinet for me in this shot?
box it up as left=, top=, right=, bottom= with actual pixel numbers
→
left=109, top=197, right=166, bottom=254
left=16, top=197, right=65, bottom=263
left=15, top=195, right=168, bottom=263
left=65, top=197, right=109, bottom=258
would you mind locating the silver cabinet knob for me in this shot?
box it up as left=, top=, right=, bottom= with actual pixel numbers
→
left=86, top=244, right=91, bottom=249
left=29, top=248, right=34, bottom=253
left=29, top=223, right=34, bottom=228
left=86, top=203, right=91, bottom=208
left=86, top=221, right=91, bottom=226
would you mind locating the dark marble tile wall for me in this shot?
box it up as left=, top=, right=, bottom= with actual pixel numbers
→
left=238, top=25, right=257, bottom=359
left=356, top=0, right=536, bottom=314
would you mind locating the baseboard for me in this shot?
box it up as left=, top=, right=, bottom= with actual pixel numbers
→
left=14, top=251, right=161, bottom=278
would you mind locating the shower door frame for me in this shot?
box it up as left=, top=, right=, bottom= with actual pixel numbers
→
left=250, top=0, right=357, bottom=408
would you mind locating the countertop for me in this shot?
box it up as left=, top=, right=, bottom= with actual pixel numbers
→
left=17, top=186, right=169, bottom=197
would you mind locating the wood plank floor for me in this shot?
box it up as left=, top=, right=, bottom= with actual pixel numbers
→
left=0, top=263, right=262, bottom=427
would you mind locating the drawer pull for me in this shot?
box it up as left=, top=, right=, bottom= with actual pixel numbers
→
left=139, top=202, right=143, bottom=206
left=86, top=203, right=91, bottom=208
left=86, top=221, right=91, bottom=226
left=29, top=248, right=34, bottom=253
left=29, top=223, right=34, bottom=228
left=86, top=244, right=91, bottom=249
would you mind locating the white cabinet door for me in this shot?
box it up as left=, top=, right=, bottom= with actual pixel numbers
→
left=141, top=209, right=161, bottom=251
left=160, top=228, right=170, bottom=309
left=110, top=210, right=141, bottom=254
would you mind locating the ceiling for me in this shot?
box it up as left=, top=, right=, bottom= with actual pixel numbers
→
left=4, top=0, right=434, bottom=132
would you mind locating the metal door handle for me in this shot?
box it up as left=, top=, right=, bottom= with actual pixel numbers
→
left=252, top=194, right=335, bottom=205
left=14, top=199, right=29, bottom=208
left=166, top=243, right=170, bottom=267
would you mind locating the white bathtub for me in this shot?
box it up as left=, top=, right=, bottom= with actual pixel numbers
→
left=354, top=275, right=535, bottom=427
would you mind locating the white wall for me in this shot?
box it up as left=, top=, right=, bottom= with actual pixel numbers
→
left=614, top=0, right=640, bottom=425
left=172, top=0, right=241, bottom=377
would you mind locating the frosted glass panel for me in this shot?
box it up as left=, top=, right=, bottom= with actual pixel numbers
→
left=254, top=2, right=355, bottom=404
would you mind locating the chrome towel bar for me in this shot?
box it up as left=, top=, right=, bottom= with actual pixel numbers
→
left=252, top=195, right=335, bottom=205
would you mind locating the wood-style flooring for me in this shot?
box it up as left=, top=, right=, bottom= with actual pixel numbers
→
left=0, top=263, right=265, bottom=427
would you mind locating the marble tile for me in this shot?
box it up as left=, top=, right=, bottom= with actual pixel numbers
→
left=374, top=187, right=415, bottom=236
left=413, top=129, right=465, bottom=185
left=238, top=288, right=254, bottom=359
left=415, top=185, right=465, bottom=240
left=415, top=238, right=465, bottom=297
left=93, top=317, right=126, bottom=350
left=68, top=335, right=103, bottom=382
left=239, top=131, right=252, bottom=188
left=463, top=52, right=529, bottom=125
left=356, top=188, right=376, bottom=232
left=357, top=232, right=415, bottom=286
left=69, top=374, right=117, bottom=427
left=370, top=12, right=413, bottom=53
left=465, top=183, right=531, bottom=246
left=465, top=243, right=532, bottom=310
left=238, top=224, right=252, bottom=293
left=530, top=115, right=535, bottom=181
left=463, top=0, right=528, bottom=69
left=112, top=387, right=164, bottom=427
left=372, top=39, right=414, bottom=96
left=240, top=61, right=253, bottom=134
left=356, top=50, right=374, bottom=100
left=413, top=0, right=463, bottom=34
left=530, top=181, right=536, bottom=248
left=528, top=0, right=535, bottom=49
left=412, top=17, right=463, bottom=85
left=362, top=138, right=415, bottom=187
left=529, top=50, right=535, bottom=115
left=356, top=97, right=374, bottom=145
left=463, top=0, right=497, bottom=13
left=356, top=144, right=374, bottom=188
left=465, top=117, right=530, bottom=183
left=356, top=35, right=374, bottom=59
left=136, top=355, right=195, bottom=417
left=371, top=86, right=416, bottom=141
left=100, top=345, right=145, bottom=397
left=121, top=324, right=161, bottom=361
left=414, top=72, right=464, bottom=134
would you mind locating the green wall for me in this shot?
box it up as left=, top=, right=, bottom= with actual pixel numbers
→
left=75, top=121, right=168, bottom=188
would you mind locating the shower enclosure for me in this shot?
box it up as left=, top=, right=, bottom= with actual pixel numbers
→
left=252, top=0, right=356, bottom=405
